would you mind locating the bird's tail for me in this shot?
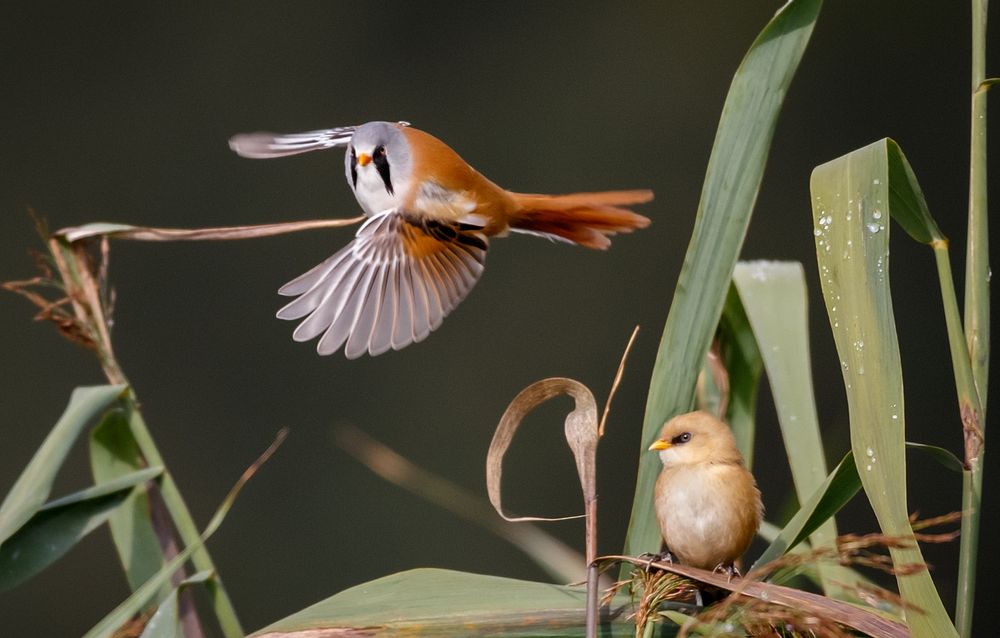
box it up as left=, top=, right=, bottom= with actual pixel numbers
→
left=508, top=190, right=653, bottom=249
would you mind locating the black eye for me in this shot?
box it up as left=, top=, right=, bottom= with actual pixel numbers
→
left=671, top=432, right=691, bottom=445
left=375, top=145, right=386, bottom=157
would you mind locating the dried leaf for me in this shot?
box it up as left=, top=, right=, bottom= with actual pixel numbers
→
left=486, top=378, right=598, bottom=524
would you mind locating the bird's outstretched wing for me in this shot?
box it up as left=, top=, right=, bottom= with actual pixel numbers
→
left=228, top=126, right=358, bottom=158
left=276, top=210, right=488, bottom=358
left=228, top=122, right=411, bottom=158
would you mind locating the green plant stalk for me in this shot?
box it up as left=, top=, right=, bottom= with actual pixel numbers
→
left=50, top=238, right=243, bottom=637
left=957, top=2, right=989, bottom=634
left=933, top=242, right=985, bottom=422
left=124, top=400, right=244, bottom=638
left=964, top=0, right=990, bottom=406
left=933, top=241, right=983, bottom=638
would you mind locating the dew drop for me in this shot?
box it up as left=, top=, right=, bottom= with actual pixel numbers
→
left=873, top=178, right=881, bottom=185
left=866, top=447, right=874, bottom=457
left=873, top=209, right=883, bottom=220
left=814, top=228, right=822, bottom=236
left=867, top=223, right=881, bottom=234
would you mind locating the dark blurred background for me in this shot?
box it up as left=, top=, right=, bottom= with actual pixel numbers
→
left=1, top=1, right=997, bottom=635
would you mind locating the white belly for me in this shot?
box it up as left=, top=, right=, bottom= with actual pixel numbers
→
left=353, top=167, right=401, bottom=216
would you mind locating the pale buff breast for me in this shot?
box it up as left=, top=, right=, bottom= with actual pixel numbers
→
left=655, top=463, right=761, bottom=570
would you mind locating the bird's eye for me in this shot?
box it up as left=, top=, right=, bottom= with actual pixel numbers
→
left=671, top=432, right=692, bottom=445
left=375, top=145, right=386, bottom=157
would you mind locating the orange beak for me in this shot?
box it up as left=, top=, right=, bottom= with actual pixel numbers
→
left=648, top=439, right=671, bottom=451
left=357, top=153, right=372, bottom=167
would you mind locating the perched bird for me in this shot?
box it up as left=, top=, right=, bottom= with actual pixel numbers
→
left=229, top=121, right=652, bottom=358
left=649, top=411, right=762, bottom=576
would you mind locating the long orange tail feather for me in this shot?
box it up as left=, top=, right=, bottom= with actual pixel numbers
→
left=509, top=190, right=652, bottom=249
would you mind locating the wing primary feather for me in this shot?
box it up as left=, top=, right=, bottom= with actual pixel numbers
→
left=406, top=259, right=434, bottom=341
left=345, top=263, right=387, bottom=359
left=369, top=261, right=399, bottom=356
left=291, top=259, right=364, bottom=342
left=318, top=264, right=375, bottom=356
left=414, top=257, right=445, bottom=330
left=229, top=126, right=356, bottom=159
left=279, top=248, right=352, bottom=297
left=426, top=250, right=461, bottom=311
left=392, top=259, right=416, bottom=349
left=277, top=251, right=356, bottom=319
left=439, top=245, right=477, bottom=294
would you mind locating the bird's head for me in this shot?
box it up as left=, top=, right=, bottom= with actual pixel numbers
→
left=346, top=121, right=413, bottom=214
left=648, top=411, right=743, bottom=468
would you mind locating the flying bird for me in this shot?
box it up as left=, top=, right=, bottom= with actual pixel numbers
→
left=649, top=411, right=762, bottom=577
left=229, top=121, right=652, bottom=358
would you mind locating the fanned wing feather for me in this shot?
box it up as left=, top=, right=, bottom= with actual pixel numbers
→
left=228, top=126, right=357, bottom=158
left=229, top=121, right=411, bottom=158
left=277, top=211, right=488, bottom=358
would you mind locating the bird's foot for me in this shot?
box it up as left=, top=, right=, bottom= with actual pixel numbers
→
left=638, top=551, right=675, bottom=572
left=712, top=563, right=741, bottom=582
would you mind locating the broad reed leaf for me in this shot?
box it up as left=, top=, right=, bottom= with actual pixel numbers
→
left=811, top=139, right=957, bottom=636
left=0, top=467, right=161, bottom=590
left=91, top=409, right=167, bottom=591
left=249, top=568, right=667, bottom=638
left=715, top=285, right=763, bottom=468
left=55, top=217, right=364, bottom=243
left=0, top=385, right=126, bottom=546
left=625, top=0, right=823, bottom=557
left=732, top=261, right=845, bottom=596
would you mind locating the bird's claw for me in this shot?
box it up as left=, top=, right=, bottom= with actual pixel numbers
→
left=638, top=551, right=675, bottom=572
left=712, top=563, right=741, bottom=582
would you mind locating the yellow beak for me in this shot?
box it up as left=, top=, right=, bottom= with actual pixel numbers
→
left=648, top=439, right=671, bottom=451
left=357, top=153, right=372, bottom=167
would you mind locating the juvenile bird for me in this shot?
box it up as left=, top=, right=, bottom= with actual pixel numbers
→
left=230, top=121, right=652, bottom=358
left=649, top=411, right=762, bottom=577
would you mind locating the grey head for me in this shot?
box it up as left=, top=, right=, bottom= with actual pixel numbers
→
left=345, top=121, right=414, bottom=216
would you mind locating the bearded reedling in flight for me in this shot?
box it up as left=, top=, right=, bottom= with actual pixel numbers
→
left=230, top=121, right=652, bottom=358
